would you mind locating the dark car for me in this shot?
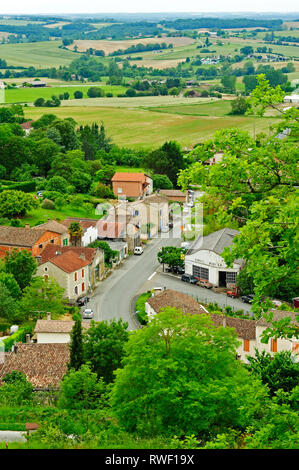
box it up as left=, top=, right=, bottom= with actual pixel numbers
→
left=181, top=274, right=198, bottom=284
left=77, top=296, right=90, bottom=307
left=165, top=266, right=173, bottom=273
left=241, top=294, right=254, bottom=304
left=173, top=266, right=185, bottom=275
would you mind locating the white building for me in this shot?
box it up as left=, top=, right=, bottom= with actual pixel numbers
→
left=284, top=94, right=299, bottom=104
left=184, top=228, right=243, bottom=287
left=34, top=319, right=92, bottom=344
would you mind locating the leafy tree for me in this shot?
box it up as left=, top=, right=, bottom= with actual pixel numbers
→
left=0, top=271, right=21, bottom=299
left=0, top=285, right=18, bottom=321
left=18, top=276, right=67, bottom=320
left=157, top=246, right=186, bottom=270
left=247, top=350, right=299, bottom=396
left=68, top=221, right=83, bottom=247
left=144, top=141, right=185, bottom=187
left=74, top=90, right=83, bottom=99
left=152, top=174, right=173, bottom=190
left=221, top=75, right=236, bottom=93
left=45, top=176, right=69, bottom=193
left=68, top=317, right=84, bottom=371
left=95, top=165, right=116, bottom=186
left=87, top=87, right=105, bottom=98
left=58, top=364, right=106, bottom=410
left=111, top=307, right=267, bottom=436
left=0, top=371, right=33, bottom=406
left=83, top=319, right=129, bottom=383
left=50, top=118, right=79, bottom=151
left=34, top=97, right=45, bottom=107
left=0, top=190, right=38, bottom=219
left=0, top=107, right=15, bottom=123
left=4, top=249, right=37, bottom=290
left=230, top=96, right=250, bottom=115
left=88, top=240, right=118, bottom=263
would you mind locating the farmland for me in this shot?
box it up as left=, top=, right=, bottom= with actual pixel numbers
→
left=23, top=100, right=279, bottom=149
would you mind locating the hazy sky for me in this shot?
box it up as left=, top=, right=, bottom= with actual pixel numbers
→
left=0, top=1, right=298, bottom=15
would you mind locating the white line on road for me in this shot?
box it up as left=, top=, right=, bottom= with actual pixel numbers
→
left=148, top=272, right=156, bottom=281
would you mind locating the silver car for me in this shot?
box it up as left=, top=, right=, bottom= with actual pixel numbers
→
left=82, top=308, right=94, bottom=319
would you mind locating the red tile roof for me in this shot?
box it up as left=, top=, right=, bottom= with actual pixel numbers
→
left=39, top=245, right=96, bottom=265
left=63, top=218, right=98, bottom=229
left=112, top=172, right=148, bottom=182
left=48, top=250, right=90, bottom=273
left=0, top=226, right=54, bottom=248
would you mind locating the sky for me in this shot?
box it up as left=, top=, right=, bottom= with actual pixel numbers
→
left=0, top=1, right=298, bottom=15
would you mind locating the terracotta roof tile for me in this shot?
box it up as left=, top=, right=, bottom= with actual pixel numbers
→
left=39, top=245, right=96, bottom=265
left=33, top=220, right=68, bottom=235
left=256, top=309, right=299, bottom=327
left=147, top=289, right=208, bottom=316
left=0, top=226, right=50, bottom=248
left=49, top=250, right=90, bottom=273
left=34, top=320, right=92, bottom=334
left=0, top=343, right=69, bottom=390
left=112, top=172, right=149, bottom=182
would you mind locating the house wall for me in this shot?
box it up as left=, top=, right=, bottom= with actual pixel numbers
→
left=112, top=181, right=143, bottom=199
left=255, top=325, right=298, bottom=361
left=81, top=226, right=98, bottom=247
left=32, top=231, right=63, bottom=257
left=185, top=249, right=241, bottom=286
left=36, top=332, right=70, bottom=344
left=236, top=338, right=256, bottom=363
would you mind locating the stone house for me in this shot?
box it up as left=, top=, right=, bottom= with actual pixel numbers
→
left=36, top=245, right=104, bottom=301
left=62, top=218, right=98, bottom=247
left=34, top=319, right=92, bottom=344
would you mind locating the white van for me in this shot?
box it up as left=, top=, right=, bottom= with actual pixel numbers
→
left=134, top=246, right=144, bottom=255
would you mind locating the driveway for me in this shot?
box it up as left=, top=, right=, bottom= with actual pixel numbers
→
left=87, top=233, right=181, bottom=330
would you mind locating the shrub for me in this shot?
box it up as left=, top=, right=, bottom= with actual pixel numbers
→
left=41, top=198, right=55, bottom=210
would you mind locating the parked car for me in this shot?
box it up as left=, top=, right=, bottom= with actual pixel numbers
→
left=82, top=308, right=94, bottom=319
left=227, top=288, right=238, bottom=298
left=181, top=274, right=198, bottom=284
left=197, top=279, right=213, bottom=289
left=241, top=294, right=254, bottom=304
left=165, top=266, right=173, bottom=273
left=134, top=246, right=143, bottom=255
left=77, top=296, right=90, bottom=307
left=173, top=266, right=185, bottom=275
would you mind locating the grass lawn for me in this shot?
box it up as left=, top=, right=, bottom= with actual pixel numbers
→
left=115, top=166, right=145, bottom=173
left=24, top=103, right=279, bottom=148
left=22, top=204, right=103, bottom=227
left=4, top=84, right=127, bottom=104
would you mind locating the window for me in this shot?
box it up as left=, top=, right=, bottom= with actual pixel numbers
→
left=44, top=267, right=48, bottom=272
left=82, top=269, right=85, bottom=278
left=270, top=338, right=277, bottom=353
left=135, top=210, right=139, bottom=216
left=74, top=272, right=77, bottom=282
left=74, top=286, right=78, bottom=295
left=63, top=238, right=68, bottom=246
left=118, top=187, right=122, bottom=193
left=82, top=282, right=85, bottom=292
left=226, top=272, right=237, bottom=284
left=39, top=244, right=43, bottom=249
left=50, top=239, right=54, bottom=244
left=193, top=265, right=209, bottom=280
left=243, top=339, right=250, bottom=352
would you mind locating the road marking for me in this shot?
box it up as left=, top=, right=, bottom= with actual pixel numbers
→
left=148, top=272, right=156, bottom=281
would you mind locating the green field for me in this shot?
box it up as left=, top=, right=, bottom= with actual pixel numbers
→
left=24, top=101, right=279, bottom=149
left=0, top=40, right=79, bottom=67
left=4, top=84, right=127, bottom=103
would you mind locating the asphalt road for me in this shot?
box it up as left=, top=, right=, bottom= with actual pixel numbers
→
left=87, top=233, right=181, bottom=330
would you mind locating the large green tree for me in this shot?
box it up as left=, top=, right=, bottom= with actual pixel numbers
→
left=111, top=307, right=266, bottom=436
left=4, top=249, right=37, bottom=290
left=0, top=190, right=39, bottom=219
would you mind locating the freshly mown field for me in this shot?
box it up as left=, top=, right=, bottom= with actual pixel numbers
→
left=4, top=84, right=127, bottom=103
left=0, top=40, right=78, bottom=67
left=24, top=102, right=279, bottom=149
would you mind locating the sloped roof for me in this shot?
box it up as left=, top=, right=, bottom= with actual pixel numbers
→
left=48, top=250, right=90, bottom=273
left=33, top=220, right=68, bottom=235
left=146, top=289, right=208, bottom=316
left=63, top=218, right=98, bottom=230
left=39, top=245, right=96, bottom=265
left=187, top=228, right=240, bottom=256
left=159, top=189, right=187, bottom=198
left=256, top=310, right=299, bottom=328
left=112, top=172, right=148, bottom=182
left=34, top=319, right=92, bottom=334
left=0, top=343, right=69, bottom=390
left=0, top=226, right=49, bottom=248
left=141, top=194, right=169, bottom=205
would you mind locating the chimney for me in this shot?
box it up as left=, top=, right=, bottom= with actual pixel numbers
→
left=47, top=313, right=51, bottom=321
left=25, top=334, right=30, bottom=344
left=80, top=252, right=86, bottom=260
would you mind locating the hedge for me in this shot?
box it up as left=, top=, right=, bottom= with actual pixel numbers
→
left=0, top=181, right=36, bottom=193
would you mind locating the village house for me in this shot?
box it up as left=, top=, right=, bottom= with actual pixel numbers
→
left=128, top=193, right=169, bottom=239
left=0, top=343, right=69, bottom=390
left=62, top=217, right=98, bottom=247
left=36, top=245, right=105, bottom=301
left=33, top=220, right=70, bottom=247
left=145, top=289, right=298, bottom=363
left=33, top=319, right=92, bottom=344
left=0, top=225, right=66, bottom=258
left=184, top=228, right=243, bottom=288
left=255, top=310, right=299, bottom=359
left=159, top=189, right=188, bottom=203
left=106, top=240, right=128, bottom=262
left=111, top=172, right=153, bottom=199
left=97, top=216, right=140, bottom=252
left=20, top=120, right=34, bottom=136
